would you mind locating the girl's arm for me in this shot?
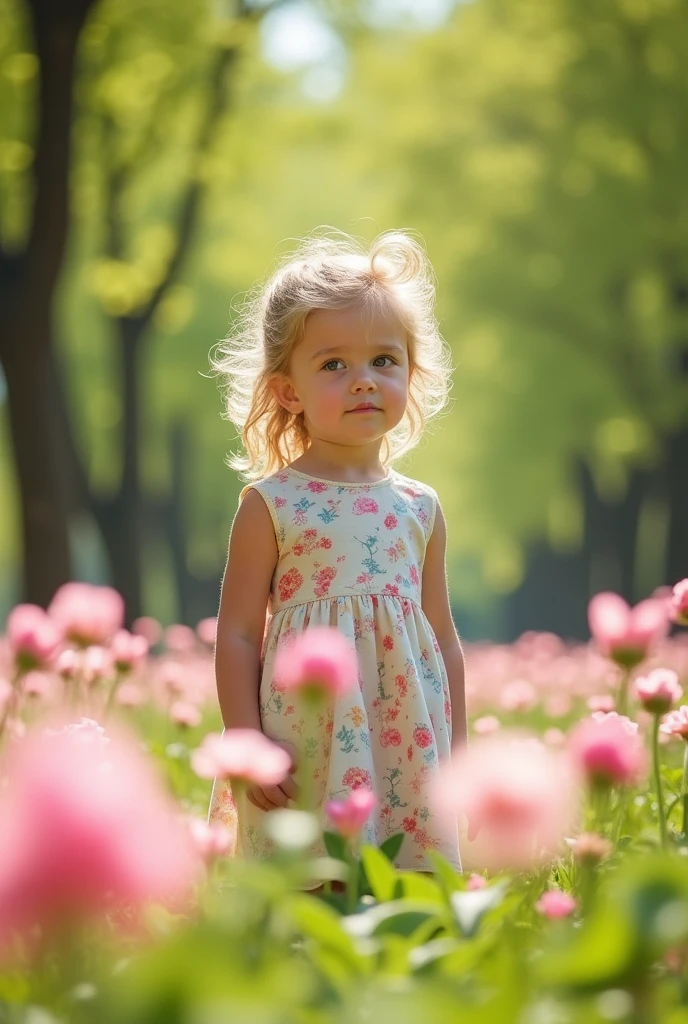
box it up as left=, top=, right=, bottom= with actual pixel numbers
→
left=421, top=502, right=468, bottom=752
left=215, top=488, right=278, bottom=733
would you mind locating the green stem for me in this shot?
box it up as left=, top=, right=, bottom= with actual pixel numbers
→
left=103, top=669, right=124, bottom=720
left=682, top=742, right=688, bottom=837
left=345, top=842, right=359, bottom=914
left=651, top=715, right=668, bottom=850
left=616, top=667, right=632, bottom=718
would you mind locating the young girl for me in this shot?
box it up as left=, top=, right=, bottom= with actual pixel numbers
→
left=208, top=230, right=466, bottom=873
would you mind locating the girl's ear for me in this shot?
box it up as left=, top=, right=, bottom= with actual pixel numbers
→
left=271, top=374, right=304, bottom=415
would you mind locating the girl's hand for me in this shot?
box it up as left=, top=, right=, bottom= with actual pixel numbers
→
left=246, top=739, right=300, bottom=811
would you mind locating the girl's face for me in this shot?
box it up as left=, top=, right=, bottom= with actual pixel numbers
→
left=273, top=305, right=410, bottom=450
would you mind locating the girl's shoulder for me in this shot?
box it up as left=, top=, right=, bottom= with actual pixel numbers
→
left=238, top=468, right=293, bottom=505
left=389, top=470, right=439, bottom=502
left=389, top=470, right=440, bottom=541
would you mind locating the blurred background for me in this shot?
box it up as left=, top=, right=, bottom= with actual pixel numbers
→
left=1, top=0, right=687, bottom=642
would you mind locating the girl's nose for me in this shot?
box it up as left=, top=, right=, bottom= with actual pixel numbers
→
left=352, top=373, right=377, bottom=392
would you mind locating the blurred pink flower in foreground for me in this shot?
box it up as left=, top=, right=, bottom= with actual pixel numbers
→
left=326, top=788, right=376, bottom=840
left=431, top=733, right=579, bottom=874
left=110, top=629, right=149, bottom=673
left=48, top=583, right=124, bottom=648
left=634, top=668, right=682, bottom=715
left=6, top=604, right=63, bottom=671
left=536, top=889, right=576, bottom=919
left=44, top=717, right=109, bottom=747
left=661, top=706, right=688, bottom=741
left=274, top=627, right=357, bottom=700
left=671, top=579, right=688, bottom=627
left=466, top=873, right=487, bottom=891
left=588, top=592, right=669, bottom=668
left=0, top=720, right=198, bottom=961
left=569, top=713, right=646, bottom=788
left=187, top=817, right=233, bottom=863
left=192, top=729, right=291, bottom=787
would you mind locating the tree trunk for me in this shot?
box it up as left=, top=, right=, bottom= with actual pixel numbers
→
left=502, top=541, right=588, bottom=642
left=664, top=423, right=688, bottom=587
left=0, top=0, right=96, bottom=605
left=1, top=332, right=72, bottom=605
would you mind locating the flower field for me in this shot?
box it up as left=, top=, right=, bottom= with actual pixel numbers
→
left=1, top=580, right=688, bottom=1023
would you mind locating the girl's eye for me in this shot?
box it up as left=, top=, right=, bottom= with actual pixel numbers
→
left=322, top=359, right=342, bottom=371
left=373, top=355, right=395, bottom=367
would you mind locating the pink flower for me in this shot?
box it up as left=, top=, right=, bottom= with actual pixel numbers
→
left=187, top=818, right=233, bottom=862
left=341, top=767, right=373, bottom=790
left=191, top=730, right=291, bottom=787
left=196, top=617, right=217, bottom=646
left=48, top=583, right=124, bottom=647
left=273, top=627, right=357, bottom=700
left=634, top=668, right=683, bottom=715
left=326, top=788, right=376, bottom=840
left=671, top=579, right=688, bottom=627
left=566, top=832, right=612, bottom=864
left=170, top=701, right=202, bottom=728
left=500, top=679, right=537, bottom=712
left=0, top=721, right=198, bottom=961
left=587, top=694, right=615, bottom=714
left=132, top=616, right=162, bottom=646
left=466, top=873, right=487, bottom=891
left=431, top=733, right=579, bottom=873
left=81, top=646, right=114, bottom=684
left=568, top=714, right=646, bottom=788
left=277, top=567, right=304, bottom=603
left=587, top=592, right=669, bottom=668
left=110, top=629, right=149, bottom=673
left=6, top=605, right=63, bottom=671
left=660, top=706, right=688, bottom=741
left=543, top=728, right=566, bottom=747
left=116, top=682, right=146, bottom=708
left=384, top=514, right=398, bottom=529
left=380, top=728, right=402, bottom=747
left=55, top=648, right=79, bottom=680
left=535, top=889, right=576, bottom=919
left=164, top=624, right=196, bottom=653
left=352, top=497, right=379, bottom=515
left=413, top=725, right=433, bottom=749
left=473, top=715, right=501, bottom=735
left=43, top=717, right=109, bottom=748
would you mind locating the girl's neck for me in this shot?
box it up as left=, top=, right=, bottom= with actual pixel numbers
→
left=290, top=440, right=387, bottom=484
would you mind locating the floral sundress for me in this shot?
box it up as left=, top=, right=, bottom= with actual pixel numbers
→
left=208, top=465, right=461, bottom=872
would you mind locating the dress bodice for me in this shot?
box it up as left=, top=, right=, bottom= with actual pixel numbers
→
left=240, top=466, right=438, bottom=614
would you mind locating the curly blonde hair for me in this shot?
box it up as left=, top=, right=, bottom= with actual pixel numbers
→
left=210, top=228, right=453, bottom=481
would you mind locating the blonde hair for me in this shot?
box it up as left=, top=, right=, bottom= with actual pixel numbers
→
left=211, top=228, right=453, bottom=481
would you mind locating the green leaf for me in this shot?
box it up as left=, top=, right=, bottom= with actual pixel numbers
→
left=343, top=900, right=444, bottom=940
left=378, top=832, right=405, bottom=863
left=393, top=871, right=444, bottom=904
left=288, top=895, right=364, bottom=969
left=426, top=850, right=463, bottom=894
left=449, top=881, right=509, bottom=938
left=361, top=846, right=398, bottom=902
left=323, top=830, right=347, bottom=862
